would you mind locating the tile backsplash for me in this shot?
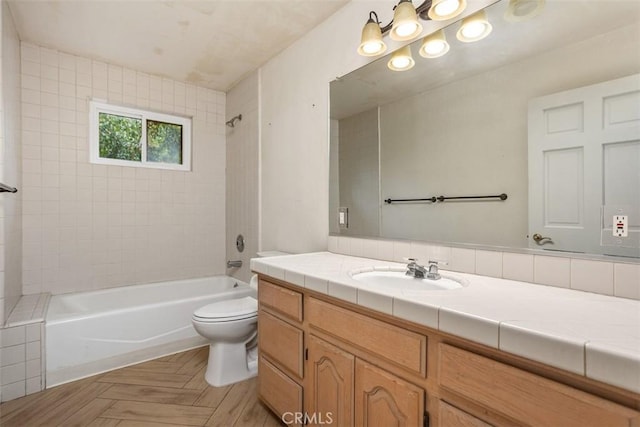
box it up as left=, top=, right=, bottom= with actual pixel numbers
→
left=328, top=236, right=640, bottom=300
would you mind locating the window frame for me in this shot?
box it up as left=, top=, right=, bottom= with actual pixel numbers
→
left=89, top=100, right=192, bottom=171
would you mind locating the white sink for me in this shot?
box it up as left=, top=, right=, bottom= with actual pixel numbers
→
left=351, top=269, right=465, bottom=293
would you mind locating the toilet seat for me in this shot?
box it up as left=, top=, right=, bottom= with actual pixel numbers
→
left=193, top=296, right=257, bottom=322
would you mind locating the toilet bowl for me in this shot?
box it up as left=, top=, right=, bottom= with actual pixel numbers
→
left=191, top=296, right=258, bottom=387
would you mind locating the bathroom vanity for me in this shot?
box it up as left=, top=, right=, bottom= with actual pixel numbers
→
left=253, top=253, right=640, bottom=427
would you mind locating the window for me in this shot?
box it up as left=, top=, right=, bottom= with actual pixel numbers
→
left=89, top=100, right=191, bottom=171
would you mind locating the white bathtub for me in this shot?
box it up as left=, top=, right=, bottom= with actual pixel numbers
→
left=45, top=276, right=254, bottom=387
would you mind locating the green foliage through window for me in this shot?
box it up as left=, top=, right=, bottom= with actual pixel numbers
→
left=98, top=113, right=142, bottom=161
left=147, top=120, right=183, bottom=164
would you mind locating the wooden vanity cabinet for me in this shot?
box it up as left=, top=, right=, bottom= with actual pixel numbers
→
left=257, top=275, right=640, bottom=427
left=257, top=278, right=304, bottom=425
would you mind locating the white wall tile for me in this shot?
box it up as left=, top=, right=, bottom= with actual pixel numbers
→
left=0, top=345, right=25, bottom=367
left=571, top=259, right=614, bottom=295
left=26, top=376, right=41, bottom=395
left=614, top=263, right=640, bottom=299
left=26, top=341, right=39, bottom=361
left=0, top=326, right=25, bottom=347
left=475, top=250, right=502, bottom=278
left=1, top=362, right=25, bottom=386
left=449, top=248, right=476, bottom=274
left=534, top=255, right=571, bottom=288
left=1, top=380, right=25, bottom=402
left=502, top=252, right=534, bottom=283
left=25, top=359, right=40, bottom=378
left=392, top=241, right=411, bottom=263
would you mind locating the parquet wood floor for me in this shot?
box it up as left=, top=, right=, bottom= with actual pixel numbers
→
left=0, top=346, right=283, bottom=427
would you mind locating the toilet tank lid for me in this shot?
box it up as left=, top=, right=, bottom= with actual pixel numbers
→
left=194, top=296, right=257, bottom=319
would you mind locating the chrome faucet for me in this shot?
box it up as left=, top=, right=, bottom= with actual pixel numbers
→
left=427, top=260, right=442, bottom=280
left=405, top=258, right=427, bottom=279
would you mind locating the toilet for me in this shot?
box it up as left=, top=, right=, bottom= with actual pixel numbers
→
left=191, top=296, right=258, bottom=387
left=191, top=251, right=288, bottom=387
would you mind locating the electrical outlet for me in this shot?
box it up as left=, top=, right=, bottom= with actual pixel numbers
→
left=613, top=215, right=628, bottom=237
left=338, top=207, right=349, bottom=229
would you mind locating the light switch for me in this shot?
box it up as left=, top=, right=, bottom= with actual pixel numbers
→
left=613, top=215, right=628, bottom=237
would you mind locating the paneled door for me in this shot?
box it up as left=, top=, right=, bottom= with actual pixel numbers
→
left=305, top=335, right=355, bottom=427
left=354, top=359, right=424, bottom=427
left=528, top=73, right=640, bottom=256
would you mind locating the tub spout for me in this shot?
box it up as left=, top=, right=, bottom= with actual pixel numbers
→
left=227, top=260, right=242, bottom=268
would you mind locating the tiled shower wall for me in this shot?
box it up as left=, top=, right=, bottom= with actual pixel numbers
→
left=20, top=42, right=227, bottom=295
left=225, top=71, right=259, bottom=284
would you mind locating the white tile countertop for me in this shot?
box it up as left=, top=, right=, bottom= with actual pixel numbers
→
left=251, top=252, right=640, bottom=394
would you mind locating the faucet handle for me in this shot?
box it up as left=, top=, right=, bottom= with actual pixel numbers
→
left=428, top=259, right=448, bottom=266
left=404, top=257, right=418, bottom=264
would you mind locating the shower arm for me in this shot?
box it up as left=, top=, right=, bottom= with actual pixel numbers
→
left=225, top=114, right=242, bottom=128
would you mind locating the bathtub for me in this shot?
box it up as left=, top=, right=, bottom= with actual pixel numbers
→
left=45, top=276, right=254, bottom=387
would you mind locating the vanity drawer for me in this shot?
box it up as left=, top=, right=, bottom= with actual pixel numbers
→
left=259, top=310, right=304, bottom=379
left=258, top=356, right=302, bottom=422
left=259, top=278, right=303, bottom=323
left=438, top=401, right=493, bottom=427
left=307, top=297, right=426, bottom=376
left=438, top=344, right=640, bottom=427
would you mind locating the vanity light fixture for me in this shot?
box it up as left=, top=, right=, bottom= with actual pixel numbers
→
left=504, top=0, right=545, bottom=22
left=390, top=0, right=423, bottom=41
left=357, top=0, right=467, bottom=57
left=456, top=9, right=493, bottom=42
left=388, top=45, right=415, bottom=71
left=358, top=12, right=387, bottom=56
left=419, top=29, right=450, bottom=58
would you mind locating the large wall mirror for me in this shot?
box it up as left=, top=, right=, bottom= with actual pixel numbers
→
left=329, top=0, right=640, bottom=258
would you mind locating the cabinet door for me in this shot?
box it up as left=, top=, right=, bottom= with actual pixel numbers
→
left=305, top=335, right=355, bottom=427
left=355, top=359, right=425, bottom=427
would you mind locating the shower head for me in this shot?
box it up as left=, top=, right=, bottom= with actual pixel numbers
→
left=226, top=114, right=242, bottom=128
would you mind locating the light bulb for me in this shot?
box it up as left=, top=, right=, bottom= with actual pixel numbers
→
left=387, top=45, right=415, bottom=71
left=395, top=22, right=419, bottom=38
left=428, top=0, right=467, bottom=21
left=419, top=30, right=449, bottom=58
left=456, top=10, right=492, bottom=42
left=461, top=21, right=486, bottom=39
left=434, top=0, right=460, bottom=17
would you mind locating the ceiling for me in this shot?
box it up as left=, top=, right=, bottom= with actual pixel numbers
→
left=7, top=0, right=349, bottom=92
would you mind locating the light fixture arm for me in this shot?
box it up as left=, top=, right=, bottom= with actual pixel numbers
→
left=374, top=0, right=434, bottom=35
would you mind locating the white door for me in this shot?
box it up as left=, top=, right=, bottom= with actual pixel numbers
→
left=528, top=74, right=640, bottom=257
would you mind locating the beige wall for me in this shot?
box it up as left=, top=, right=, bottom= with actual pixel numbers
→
left=1, top=1, right=22, bottom=322
left=20, top=42, right=227, bottom=295
left=225, top=71, right=260, bottom=283
left=257, top=1, right=495, bottom=254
